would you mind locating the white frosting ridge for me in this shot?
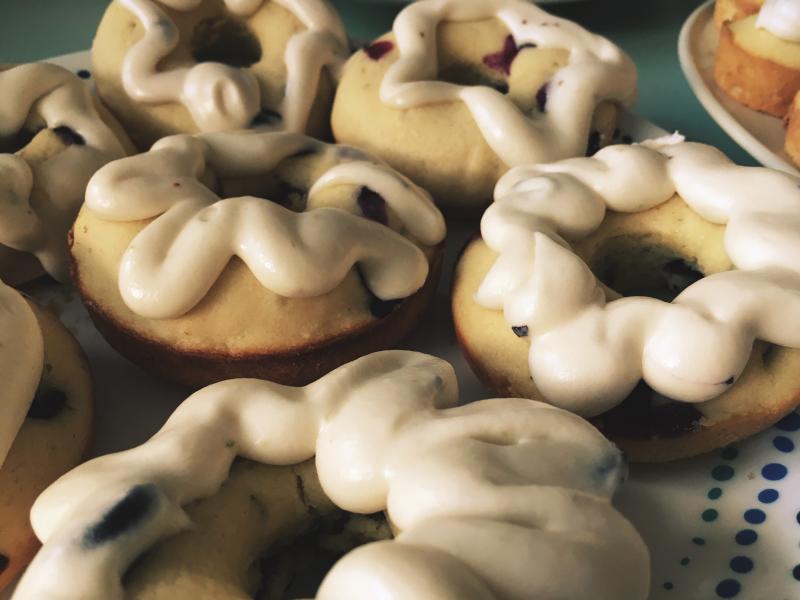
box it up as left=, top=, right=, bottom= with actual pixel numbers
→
left=476, top=138, right=800, bottom=416
left=85, top=132, right=446, bottom=319
left=757, top=0, right=800, bottom=42
left=14, top=351, right=649, bottom=600
left=380, top=0, right=637, bottom=166
left=0, top=64, right=127, bottom=281
left=0, top=279, right=44, bottom=468
left=118, top=0, right=347, bottom=133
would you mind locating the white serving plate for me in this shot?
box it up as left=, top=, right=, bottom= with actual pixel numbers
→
left=7, top=50, right=800, bottom=600
left=678, top=0, right=799, bottom=176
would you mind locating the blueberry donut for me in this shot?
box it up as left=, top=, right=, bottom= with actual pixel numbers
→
left=15, top=351, right=649, bottom=600
left=0, top=63, right=133, bottom=285
left=331, top=0, right=637, bottom=214
left=70, top=131, right=446, bottom=387
left=0, top=280, right=93, bottom=592
left=452, top=136, right=800, bottom=462
left=92, top=0, right=347, bottom=150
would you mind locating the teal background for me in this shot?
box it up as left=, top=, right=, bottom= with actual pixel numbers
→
left=0, top=0, right=755, bottom=165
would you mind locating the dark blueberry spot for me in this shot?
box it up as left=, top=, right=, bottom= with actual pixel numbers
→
left=357, top=187, right=388, bottom=225
left=712, top=465, right=735, bottom=481
left=83, top=484, right=156, bottom=547
left=511, top=325, right=528, bottom=338
left=776, top=412, right=800, bottom=432
left=743, top=509, right=765, bottom=525
left=762, top=463, right=788, bottom=481
left=482, top=35, right=532, bottom=75
left=364, top=40, right=394, bottom=61
left=0, top=554, right=7, bottom=574
left=52, top=125, right=85, bottom=146
left=355, top=266, right=400, bottom=319
left=729, top=556, right=753, bottom=574
left=723, top=376, right=735, bottom=385
left=716, top=579, right=741, bottom=598
left=708, top=487, right=723, bottom=500
left=773, top=436, right=795, bottom=452
left=721, top=445, right=739, bottom=460
left=793, top=564, right=800, bottom=581
left=585, top=130, right=601, bottom=156
left=535, top=83, right=549, bottom=112
left=27, top=388, right=68, bottom=420
left=250, top=108, right=282, bottom=127
left=692, top=537, right=705, bottom=546
left=702, top=509, right=719, bottom=522
left=735, top=529, right=757, bottom=545
left=758, top=488, right=778, bottom=503
left=77, top=69, right=91, bottom=79
left=680, top=557, right=690, bottom=566
left=663, top=582, right=674, bottom=590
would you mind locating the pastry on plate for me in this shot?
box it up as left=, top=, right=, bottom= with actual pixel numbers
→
left=453, top=135, right=800, bottom=462
left=92, top=0, right=348, bottom=149
left=70, top=131, right=446, bottom=387
left=14, top=351, right=649, bottom=600
left=332, top=0, right=637, bottom=215
left=0, top=279, right=93, bottom=592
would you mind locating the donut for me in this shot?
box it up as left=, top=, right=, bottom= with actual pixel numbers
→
left=92, top=0, right=348, bottom=150
left=713, top=0, right=763, bottom=28
left=0, top=279, right=93, bottom=592
left=786, top=91, right=800, bottom=168
left=70, top=131, right=446, bottom=387
left=331, top=0, right=637, bottom=215
left=452, top=136, right=800, bottom=462
left=14, top=350, right=649, bottom=600
left=0, top=63, right=133, bottom=285
left=714, top=0, right=800, bottom=117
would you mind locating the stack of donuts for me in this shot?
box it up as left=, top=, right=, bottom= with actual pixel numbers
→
left=2, top=0, right=800, bottom=598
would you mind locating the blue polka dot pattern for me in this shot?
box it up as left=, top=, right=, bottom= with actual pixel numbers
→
left=716, top=579, right=741, bottom=598
left=702, top=509, right=719, bottom=522
left=76, top=69, right=91, bottom=79
left=793, top=565, right=800, bottom=581
left=712, top=465, right=735, bottom=481
left=708, top=487, right=723, bottom=500
left=729, top=556, right=753, bottom=574
left=775, top=412, right=800, bottom=431
left=663, top=582, right=674, bottom=590
left=762, top=463, right=788, bottom=481
left=758, top=488, right=779, bottom=504
left=773, top=436, right=795, bottom=453
left=744, top=509, right=766, bottom=525
left=692, top=537, right=705, bottom=546
left=721, top=445, right=739, bottom=460
left=735, top=529, right=758, bottom=545
left=680, top=557, right=690, bottom=566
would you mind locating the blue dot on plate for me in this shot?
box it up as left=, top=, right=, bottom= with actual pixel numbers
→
left=663, top=582, right=674, bottom=590
left=793, top=564, right=800, bottom=581
left=708, top=487, right=723, bottom=500
left=773, top=436, right=795, bottom=453
left=758, top=489, right=779, bottom=504
left=735, top=529, right=758, bottom=545
left=721, top=445, right=739, bottom=460
left=692, top=537, right=706, bottom=546
left=76, top=69, right=91, bottom=79
left=712, top=465, right=735, bottom=481
left=716, top=579, right=741, bottom=598
left=730, top=556, right=754, bottom=574
left=744, top=509, right=766, bottom=524
left=762, top=463, right=788, bottom=481
left=680, top=557, right=690, bottom=566
left=703, top=509, right=719, bottom=522
left=776, top=412, right=800, bottom=432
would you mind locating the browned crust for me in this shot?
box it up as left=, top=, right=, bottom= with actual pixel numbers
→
left=713, top=0, right=763, bottom=28
left=73, top=246, right=443, bottom=388
left=785, top=93, right=800, bottom=168
left=714, top=23, right=800, bottom=117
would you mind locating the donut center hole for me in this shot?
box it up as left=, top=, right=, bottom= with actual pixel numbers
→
left=255, top=511, right=391, bottom=599
left=587, top=235, right=704, bottom=302
left=191, top=16, right=262, bottom=68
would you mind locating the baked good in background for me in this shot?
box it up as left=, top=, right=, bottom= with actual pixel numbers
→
left=92, top=0, right=348, bottom=150
left=452, top=135, right=800, bottom=462
left=13, top=351, right=649, bottom=600
left=0, top=279, right=93, bottom=592
left=332, top=0, right=638, bottom=215
left=0, top=63, right=133, bottom=286
left=70, top=131, right=446, bottom=387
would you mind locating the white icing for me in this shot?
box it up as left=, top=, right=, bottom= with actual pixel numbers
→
left=14, top=351, right=649, bottom=600
left=380, top=0, right=637, bottom=166
left=757, top=0, right=800, bottom=42
left=118, top=0, right=347, bottom=132
left=0, top=279, right=44, bottom=469
left=476, top=139, right=800, bottom=416
left=85, top=131, right=446, bottom=319
left=0, top=64, right=128, bottom=281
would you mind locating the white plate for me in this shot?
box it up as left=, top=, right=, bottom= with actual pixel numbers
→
left=678, top=0, right=799, bottom=176
left=9, top=50, right=800, bottom=600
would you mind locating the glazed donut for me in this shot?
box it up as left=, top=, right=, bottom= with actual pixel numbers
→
left=714, top=0, right=800, bottom=117
left=0, top=279, right=93, bottom=592
left=332, top=0, right=637, bottom=214
left=70, top=131, right=446, bottom=387
left=452, top=136, right=800, bottom=462
left=0, top=63, right=132, bottom=285
left=13, top=351, right=649, bottom=600
left=92, top=0, right=347, bottom=149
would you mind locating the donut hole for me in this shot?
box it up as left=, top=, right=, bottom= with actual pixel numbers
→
left=190, top=15, right=262, bottom=68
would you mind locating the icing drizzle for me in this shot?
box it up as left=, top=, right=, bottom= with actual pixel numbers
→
left=118, top=0, right=347, bottom=132
left=0, top=64, right=128, bottom=281
left=14, top=351, right=649, bottom=600
left=85, top=131, right=445, bottom=319
left=757, top=0, right=800, bottom=42
left=0, top=279, right=44, bottom=469
left=380, top=0, right=637, bottom=166
left=476, top=137, right=800, bottom=416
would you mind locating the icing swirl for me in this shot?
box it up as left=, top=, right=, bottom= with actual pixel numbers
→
left=476, top=137, right=800, bottom=416
left=118, top=0, right=347, bottom=132
left=0, top=64, right=128, bottom=281
left=380, top=0, right=637, bottom=166
left=85, top=131, right=446, bottom=319
left=14, top=351, right=649, bottom=600
left=0, top=279, right=44, bottom=468
left=757, top=0, right=800, bottom=42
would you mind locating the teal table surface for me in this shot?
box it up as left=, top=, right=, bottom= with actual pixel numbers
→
left=0, top=0, right=754, bottom=165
